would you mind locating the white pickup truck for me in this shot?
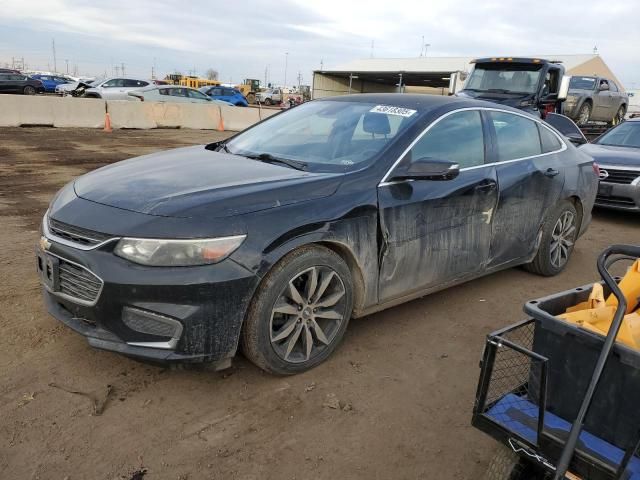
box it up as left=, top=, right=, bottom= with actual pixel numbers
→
left=256, top=88, right=284, bottom=105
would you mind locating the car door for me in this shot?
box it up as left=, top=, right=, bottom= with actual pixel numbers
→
left=377, top=109, right=498, bottom=302
left=0, top=73, right=10, bottom=93
left=593, top=79, right=612, bottom=121
left=486, top=110, right=566, bottom=267
left=99, top=79, right=124, bottom=99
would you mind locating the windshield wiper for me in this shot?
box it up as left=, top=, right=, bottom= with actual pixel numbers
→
left=245, top=153, right=308, bottom=171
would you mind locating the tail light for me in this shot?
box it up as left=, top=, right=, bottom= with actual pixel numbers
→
left=592, top=162, right=600, bottom=177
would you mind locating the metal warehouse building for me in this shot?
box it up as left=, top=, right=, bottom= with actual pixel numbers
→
left=312, top=54, right=624, bottom=99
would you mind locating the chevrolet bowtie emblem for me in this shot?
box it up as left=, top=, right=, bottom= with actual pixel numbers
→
left=39, top=236, right=51, bottom=251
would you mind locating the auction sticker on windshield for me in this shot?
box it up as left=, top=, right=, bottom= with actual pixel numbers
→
left=370, top=105, right=417, bottom=117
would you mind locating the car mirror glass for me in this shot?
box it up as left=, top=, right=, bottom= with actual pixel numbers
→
left=392, top=157, right=460, bottom=181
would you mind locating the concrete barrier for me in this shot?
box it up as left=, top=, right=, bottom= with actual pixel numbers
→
left=0, top=95, right=274, bottom=131
left=107, top=100, right=156, bottom=129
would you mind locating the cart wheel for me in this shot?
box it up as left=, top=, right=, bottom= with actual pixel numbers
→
left=483, top=445, right=533, bottom=480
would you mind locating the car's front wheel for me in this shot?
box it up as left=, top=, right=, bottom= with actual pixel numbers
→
left=241, top=245, right=353, bottom=375
left=23, top=85, right=36, bottom=95
left=524, top=201, right=578, bottom=276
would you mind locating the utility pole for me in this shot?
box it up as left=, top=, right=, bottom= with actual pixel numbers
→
left=65, top=59, right=69, bottom=74
left=320, top=59, right=324, bottom=70
left=424, top=43, right=431, bottom=56
left=121, top=62, right=125, bottom=76
left=264, top=65, right=268, bottom=86
left=420, top=35, right=424, bottom=56
left=115, top=65, right=120, bottom=76
left=370, top=40, right=374, bottom=58
left=297, top=71, right=302, bottom=92
left=52, top=39, right=57, bottom=73
left=284, top=52, right=289, bottom=87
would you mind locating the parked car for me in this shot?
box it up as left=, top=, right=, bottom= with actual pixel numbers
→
left=128, top=85, right=233, bottom=105
left=82, top=78, right=151, bottom=100
left=564, top=76, right=628, bottom=125
left=30, top=74, right=73, bottom=93
left=37, top=94, right=598, bottom=375
left=199, top=86, right=248, bottom=106
left=580, top=118, right=640, bottom=211
left=0, top=73, right=44, bottom=95
left=55, top=78, right=99, bottom=96
left=256, top=88, right=284, bottom=105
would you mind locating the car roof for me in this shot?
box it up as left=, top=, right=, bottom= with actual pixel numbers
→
left=321, top=93, right=528, bottom=116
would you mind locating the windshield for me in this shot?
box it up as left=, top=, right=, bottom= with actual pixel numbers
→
left=465, top=64, right=543, bottom=94
left=569, top=77, right=597, bottom=90
left=596, top=122, right=640, bottom=148
left=225, top=100, right=420, bottom=171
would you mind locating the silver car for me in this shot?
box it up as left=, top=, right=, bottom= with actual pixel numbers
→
left=128, top=85, right=234, bottom=105
left=564, top=76, right=629, bottom=126
left=83, top=77, right=151, bottom=101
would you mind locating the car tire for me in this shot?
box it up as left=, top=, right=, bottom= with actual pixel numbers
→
left=483, top=445, right=539, bottom=480
left=612, top=105, right=626, bottom=126
left=23, top=86, right=36, bottom=95
left=264, top=98, right=272, bottom=106
left=241, top=245, right=353, bottom=375
left=577, top=102, right=591, bottom=125
left=524, top=200, right=579, bottom=277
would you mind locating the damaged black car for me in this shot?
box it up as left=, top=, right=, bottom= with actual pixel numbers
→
left=37, top=94, right=598, bottom=374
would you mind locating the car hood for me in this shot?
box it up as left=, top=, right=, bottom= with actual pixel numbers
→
left=74, top=145, right=341, bottom=218
left=579, top=143, right=640, bottom=167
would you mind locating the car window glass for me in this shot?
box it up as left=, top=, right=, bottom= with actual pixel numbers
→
left=187, top=89, right=208, bottom=99
left=40, top=76, right=51, bottom=80
left=212, top=88, right=222, bottom=96
left=569, top=77, right=597, bottom=90
left=158, top=88, right=170, bottom=96
left=169, top=88, right=187, bottom=97
left=597, top=122, right=640, bottom=148
left=223, top=88, right=235, bottom=96
left=609, top=81, right=618, bottom=92
left=489, top=111, right=542, bottom=161
left=12, top=75, right=27, bottom=81
left=0, top=74, right=8, bottom=80
left=102, top=79, right=121, bottom=87
left=538, top=124, right=563, bottom=153
left=408, top=110, right=484, bottom=168
left=227, top=100, right=420, bottom=171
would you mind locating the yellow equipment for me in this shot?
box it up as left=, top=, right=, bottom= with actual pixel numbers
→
left=164, top=74, right=220, bottom=89
left=560, top=259, right=640, bottom=349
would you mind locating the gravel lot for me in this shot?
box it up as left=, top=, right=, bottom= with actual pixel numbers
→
left=1, top=127, right=637, bottom=480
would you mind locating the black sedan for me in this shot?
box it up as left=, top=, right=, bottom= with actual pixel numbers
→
left=0, top=73, right=44, bottom=95
left=37, top=94, right=598, bottom=374
left=580, top=118, right=640, bottom=211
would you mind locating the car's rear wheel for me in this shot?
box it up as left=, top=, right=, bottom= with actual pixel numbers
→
left=241, top=245, right=353, bottom=375
left=524, top=201, right=578, bottom=276
left=264, top=98, right=272, bottom=106
left=23, top=85, right=36, bottom=95
left=577, top=102, right=591, bottom=124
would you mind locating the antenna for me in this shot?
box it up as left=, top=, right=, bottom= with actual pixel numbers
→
left=420, top=35, right=424, bottom=56
left=52, top=39, right=57, bottom=73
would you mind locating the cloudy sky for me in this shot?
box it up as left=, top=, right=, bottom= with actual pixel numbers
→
left=1, top=0, right=639, bottom=88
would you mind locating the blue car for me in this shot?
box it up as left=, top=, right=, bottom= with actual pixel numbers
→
left=199, top=86, right=248, bottom=107
left=30, top=74, right=72, bottom=93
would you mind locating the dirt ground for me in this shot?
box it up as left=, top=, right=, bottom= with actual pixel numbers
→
left=0, top=127, right=637, bottom=480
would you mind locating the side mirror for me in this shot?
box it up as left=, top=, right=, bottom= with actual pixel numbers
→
left=599, top=83, right=610, bottom=92
left=392, top=157, right=460, bottom=181
left=566, top=132, right=587, bottom=145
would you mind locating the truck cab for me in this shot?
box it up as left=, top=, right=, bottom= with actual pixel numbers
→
left=458, top=57, right=568, bottom=118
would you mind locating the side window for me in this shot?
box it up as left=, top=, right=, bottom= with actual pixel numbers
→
left=212, top=88, right=222, bottom=96
left=409, top=110, right=484, bottom=168
left=169, top=88, right=187, bottom=97
left=188, top=89, right=208, bottom=99
left=538, top=124, right=563, bottom=153
left=609, top=81, right=618, bottom=92
left=158, top=88, right=169, bottom=96
left=102, top=79, right=123, bottom=87
left=124, top=79, right=147, bottom=87
left=0, top=74, right=8, bottom=80
left=489, top=111, right=542, bottom=161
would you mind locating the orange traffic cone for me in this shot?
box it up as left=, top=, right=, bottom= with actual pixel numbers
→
left=104, top=112, right=113, bottom=133
left=217, top=115, right=225, bottom=132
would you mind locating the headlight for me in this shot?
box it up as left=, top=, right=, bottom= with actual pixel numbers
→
left=114, top=235, right=246, bottom=266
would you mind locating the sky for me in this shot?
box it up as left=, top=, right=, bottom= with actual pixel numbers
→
left=1, top=0, right=639, bottom=88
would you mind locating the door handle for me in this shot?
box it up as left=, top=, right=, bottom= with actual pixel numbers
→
left=544, top=168, right=560, bottom=178
left=474, top=181, right=497, bottom=192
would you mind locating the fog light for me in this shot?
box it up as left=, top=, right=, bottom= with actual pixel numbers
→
left=122, top=307, right=183, bottom=350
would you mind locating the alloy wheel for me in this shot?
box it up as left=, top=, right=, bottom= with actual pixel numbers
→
left=269, top=266, right=347, bottom=364
left=550, top=211, right=576, bottom=269
left=577, top=104, right=590, bottom=125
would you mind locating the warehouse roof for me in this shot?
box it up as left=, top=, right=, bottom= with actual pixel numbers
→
left=318, top=54, right=600, bottom=74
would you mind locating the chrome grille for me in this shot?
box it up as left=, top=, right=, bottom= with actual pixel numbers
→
left=58, top=259, right=102, bottom=304
left=601, top=168, right=640, bottom=185
left=48, top=217, right=111, bottom=247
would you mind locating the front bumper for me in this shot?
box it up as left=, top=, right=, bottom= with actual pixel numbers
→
left=38, top=237, right=260, bottom=365
left=595, top=181, right=640, bottom=212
